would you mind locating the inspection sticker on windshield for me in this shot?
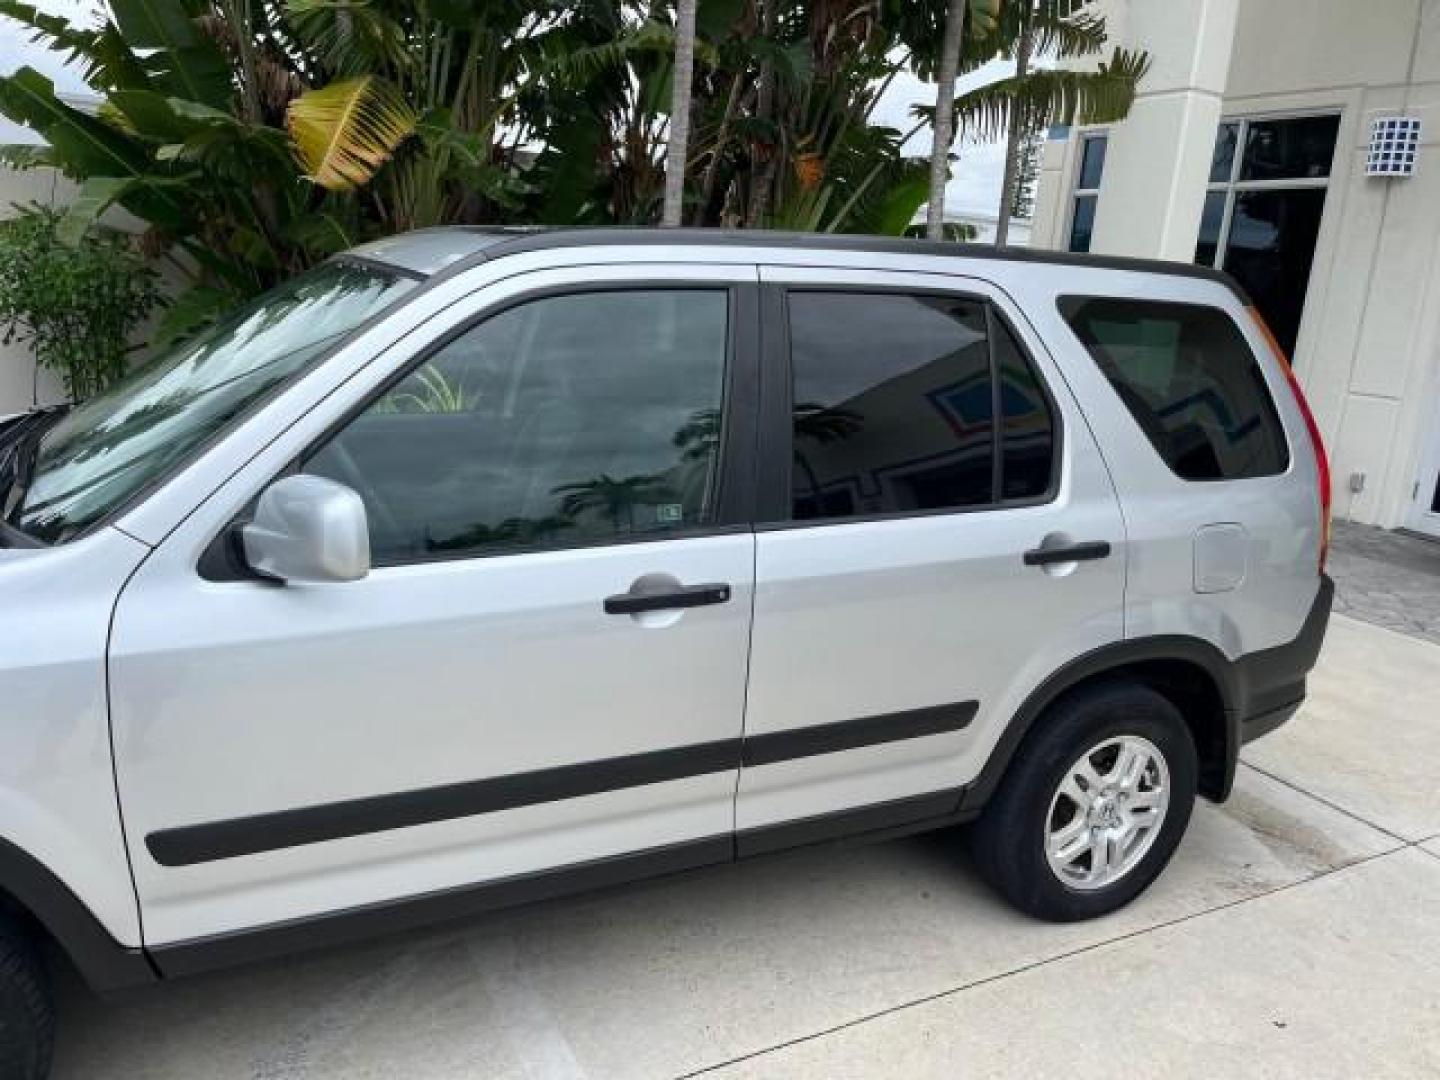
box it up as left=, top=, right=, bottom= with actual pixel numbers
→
left=657, top=503, right=684, bottom=524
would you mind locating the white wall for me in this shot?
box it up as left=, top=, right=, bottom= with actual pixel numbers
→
left=1224, top=0, right=1440, bottom=530
left=1032, top=0, right=1440, bottom=531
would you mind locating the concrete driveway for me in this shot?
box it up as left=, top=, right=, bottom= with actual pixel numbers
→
left=52, top=613, right=1440, bottom=1080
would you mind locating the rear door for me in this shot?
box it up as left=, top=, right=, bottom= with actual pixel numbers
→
left=737, top=267, right=1127, bottom=845
left=109, top=266, right=763, bottom=948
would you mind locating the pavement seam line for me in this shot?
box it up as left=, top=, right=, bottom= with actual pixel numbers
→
left=673, top=847, right=1406, bottom=1078
left=1238, top=759, right=1409, bottom=843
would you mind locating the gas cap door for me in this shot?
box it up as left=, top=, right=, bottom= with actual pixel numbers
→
left=1194, top=523, right=1249, bottom=593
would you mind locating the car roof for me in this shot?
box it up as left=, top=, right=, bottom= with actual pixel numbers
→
left=344, top=226, right=1248, bottom=302
left=342, top=227, right=541, bottom=276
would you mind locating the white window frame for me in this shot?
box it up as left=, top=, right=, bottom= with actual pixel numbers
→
left=1065, top=131, right=1108, bottom=253
left=1198, top=112, right=1340, bottom=268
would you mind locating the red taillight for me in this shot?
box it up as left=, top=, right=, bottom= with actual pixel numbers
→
left=1249, top=307, right=1331, bottom=573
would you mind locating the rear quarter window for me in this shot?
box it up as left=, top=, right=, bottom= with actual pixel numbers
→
left=1059, top=296, right=1289, bottom=481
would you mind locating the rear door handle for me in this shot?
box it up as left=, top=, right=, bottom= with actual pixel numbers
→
left=1023, top=541, right=1112, bottom=567
left=604, top=582, right=732, bottom=615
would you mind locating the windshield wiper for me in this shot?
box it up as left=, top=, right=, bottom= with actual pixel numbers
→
left=0, top=406, right=68, bottom=547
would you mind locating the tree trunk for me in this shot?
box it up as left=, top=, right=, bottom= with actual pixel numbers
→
left=745, top=0, right=779, bottom=228
left=663, top=0, right=699, bottom=227
left=694, top=71, right=748, bottom=226
left=925, top=0, right=967, bottom=240
left=995, top=23, right=1034, bottom=247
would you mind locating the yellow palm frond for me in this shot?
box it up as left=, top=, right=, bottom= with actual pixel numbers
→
left=286, top=75, right=416, bottom=191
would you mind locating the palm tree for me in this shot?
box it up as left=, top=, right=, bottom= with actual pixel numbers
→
left=662, top=0, right=700, bottom=227
left=984, top=2, right=1151, bottom=244
left=554, top=474, right=675, bottom=533
left=925, top=0, right=968, bottom=240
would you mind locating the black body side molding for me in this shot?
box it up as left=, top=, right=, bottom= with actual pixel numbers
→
left=146, top=701, right=977, bottom=867
left=150, top=788, right=968, bottom=979
left=742, top=702, right=975, bottom=767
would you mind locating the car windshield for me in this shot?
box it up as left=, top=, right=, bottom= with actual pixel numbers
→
left=0, top=260, right=416, bottom=545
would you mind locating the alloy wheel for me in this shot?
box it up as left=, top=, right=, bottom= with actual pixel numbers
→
left=1044, top=734, right=1171, bottom=891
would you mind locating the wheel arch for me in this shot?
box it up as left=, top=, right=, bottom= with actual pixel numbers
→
left=0, top=837, right=157, bottom=992
left=961, top=636, right=1240, bottom=814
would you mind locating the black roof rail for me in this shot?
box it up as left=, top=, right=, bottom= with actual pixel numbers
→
left=449, top=227, right=1250, bottom=302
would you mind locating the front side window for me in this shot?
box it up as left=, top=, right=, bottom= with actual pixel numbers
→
left=1196, top=114, right=1339, bottom=356
left=1, top=261, right=415, bottom=545
left=1060, top=297, right=1289, bottom=481
left=304, top=290, right=729, bottom=563
left=787, top=292, right=1055, bottom=522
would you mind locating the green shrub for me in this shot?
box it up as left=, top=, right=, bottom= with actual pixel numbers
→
left=0, top=208, right=161, bottom=401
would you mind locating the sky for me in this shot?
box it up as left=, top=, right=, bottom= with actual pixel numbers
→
left=0, top=5, right=1011, bottom=218
left=871, top=60, right=1015, bottom=219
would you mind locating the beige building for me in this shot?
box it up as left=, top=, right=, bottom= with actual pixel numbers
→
left=1032, top=0, right=1440, bottom=539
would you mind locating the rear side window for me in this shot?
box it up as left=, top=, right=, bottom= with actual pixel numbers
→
left=786, top=292, right=1056, bottom=521
left=1059, top=297, right=1289, bottom=481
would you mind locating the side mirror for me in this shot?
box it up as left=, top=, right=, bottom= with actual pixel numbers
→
left=241, top=475, right=370, bottom=583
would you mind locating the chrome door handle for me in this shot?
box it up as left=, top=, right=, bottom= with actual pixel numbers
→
left=1023, top=541, right=1111, bottom=567
left=604, top=582, right=732, bottom=615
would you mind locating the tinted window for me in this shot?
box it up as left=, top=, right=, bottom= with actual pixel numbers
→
left=1060, top=298, right=1289, bottom=481
left=1208, top=122, right=1239, bottom=182
left=1194, top=190, right=1225, bottom=266
left=1069, top=195, right=1098, bottom=253
left=1239, top=116, right=1339, bottom=181
left=996, top=317, right=1055, bottom=500
left=786, top=293, right=1055, bottom=520
left=305, top=290, right=728, bottom=562
left=1077, top=135, right=1107, bottom=189
left=1221, top=188, right=1327, bottom=357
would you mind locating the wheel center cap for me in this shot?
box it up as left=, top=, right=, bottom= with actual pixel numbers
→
left=1088, top=795, right=1124, bottom=830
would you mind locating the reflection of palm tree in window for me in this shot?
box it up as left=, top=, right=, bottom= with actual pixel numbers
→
left=672, top=408, right=720, bottom=461
left=553, top=474, right=675, bottom=533
left=428, top=514, right=575, bottom=553
left=792, top=402, right=864, bottom=510
left=671, top=407, right=723, bottom=510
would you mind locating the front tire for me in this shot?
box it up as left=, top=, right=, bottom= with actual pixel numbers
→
left=0, top=914, right=54, bottom=1080
left=971, top=681, right=1198, bottom=921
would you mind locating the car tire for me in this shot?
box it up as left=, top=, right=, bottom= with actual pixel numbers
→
left=971, top=680, right=1198, bottom=921
left=0, top=914, right=53, bottom=1080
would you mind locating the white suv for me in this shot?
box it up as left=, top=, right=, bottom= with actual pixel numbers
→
left=0, top=229, right=1332, bottom=1078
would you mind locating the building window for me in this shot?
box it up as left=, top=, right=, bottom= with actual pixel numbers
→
left=1195, top=114, right=1340, bottom=357
left=1067, top=133, right=1107, bottom=253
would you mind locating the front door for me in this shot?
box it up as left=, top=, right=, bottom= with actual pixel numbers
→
left=109, top=274, right=759, bottom=947
left=1408, top=401, right=1440, bottom=538
left=737, top=268, right=1127, bottom=842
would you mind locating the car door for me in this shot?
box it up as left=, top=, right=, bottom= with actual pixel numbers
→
left=109, top=266, right=761, bottom=950
left=736, top=267, right=1126, bottom=848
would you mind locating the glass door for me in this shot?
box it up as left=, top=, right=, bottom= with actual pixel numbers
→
left=1195, top=114, right=1340, bottom=358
